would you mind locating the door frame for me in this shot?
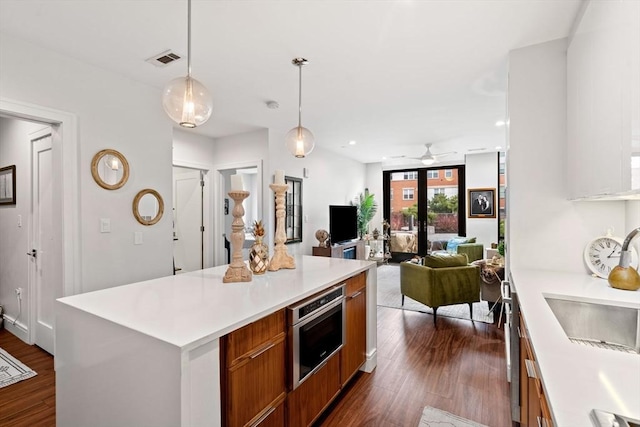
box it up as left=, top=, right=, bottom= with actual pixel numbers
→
left=172, top=160, right=213, bottom=270
left=383, top=165, right=466, bottom=258
left=0, top=97, right=81, bottom=344
left=212, top=160, right=263, bottom=267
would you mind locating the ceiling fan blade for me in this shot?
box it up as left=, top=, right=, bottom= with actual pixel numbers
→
left=432, top=151, right=456, bottom=158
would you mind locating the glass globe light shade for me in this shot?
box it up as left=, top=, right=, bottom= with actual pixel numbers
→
left=421, top=157, right=436, bottom=166
left=162, top=75, right=213, bottom=128
left=285, top=126, right=315, bottom=158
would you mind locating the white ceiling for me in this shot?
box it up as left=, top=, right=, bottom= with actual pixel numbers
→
left=0, top=0, right=583, bottom=165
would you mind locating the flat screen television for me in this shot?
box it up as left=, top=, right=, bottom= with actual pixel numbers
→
left=329, top=205, right=358, bottom=244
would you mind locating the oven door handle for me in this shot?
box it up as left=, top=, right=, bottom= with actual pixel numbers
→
left=292, top=295, right=345, bottom=328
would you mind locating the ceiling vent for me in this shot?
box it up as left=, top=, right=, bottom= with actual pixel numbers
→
left=146, top=50, right=182, bottom=68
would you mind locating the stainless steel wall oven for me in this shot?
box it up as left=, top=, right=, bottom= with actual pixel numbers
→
left=288, top=284, right=346, bottom=389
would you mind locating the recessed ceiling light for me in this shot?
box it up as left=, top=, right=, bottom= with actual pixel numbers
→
left=349, top=140, right=357, bottom=145
left=495, top=120, right=506, bottom=127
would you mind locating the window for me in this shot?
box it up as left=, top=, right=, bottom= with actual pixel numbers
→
left=444, top=169, right=452, bottom=179
left=403, top=188, right=414, bottom=200
left=403, top=171, right=417, bottom=180
left=433, top=188, right=445, bottom=195
left=427, top=170, right=439, bottom=179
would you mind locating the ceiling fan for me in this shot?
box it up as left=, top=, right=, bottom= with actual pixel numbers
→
left=413, top=143, right=456, bottom=165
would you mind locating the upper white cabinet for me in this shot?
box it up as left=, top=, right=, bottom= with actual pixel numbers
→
left=567, top=1, right=640, bottom=199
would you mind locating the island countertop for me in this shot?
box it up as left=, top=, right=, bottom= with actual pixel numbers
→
left=511, top=268, right=640, bottom=427
left=57, top=255, right=376, bottom=350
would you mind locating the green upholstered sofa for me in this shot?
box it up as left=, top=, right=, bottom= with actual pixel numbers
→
left=430, top=238, right=484, bottom=263
left=400, top=253, right=481, bottom=324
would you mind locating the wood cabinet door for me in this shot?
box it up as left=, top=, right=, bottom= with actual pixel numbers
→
left=341, top=284, right=366, bottom=385
left=224, top=335, right=286, bottom=427
left=287, top=354, right=341, bottom=427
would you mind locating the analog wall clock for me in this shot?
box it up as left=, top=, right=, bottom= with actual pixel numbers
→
left=584, top=235, right=639, bottom=279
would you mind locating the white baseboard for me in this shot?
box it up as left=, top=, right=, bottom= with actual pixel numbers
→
left=1, top=314, right=30, bottom=344
left=362, top=348, right=377, bottom=373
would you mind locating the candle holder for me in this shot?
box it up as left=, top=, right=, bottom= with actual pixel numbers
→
left=223, top=190, right=253, bottom=283
left=269, top=183, right=295, bottom=271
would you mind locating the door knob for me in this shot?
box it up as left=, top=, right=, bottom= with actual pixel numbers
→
left=26, top=249, right=37, bottom=258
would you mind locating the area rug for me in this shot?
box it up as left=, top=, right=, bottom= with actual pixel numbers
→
left=419, top=406, right=488, bottom=427
left=0, top=347, right=37, bottom=389
left=376, top=264, right=494, bottom=323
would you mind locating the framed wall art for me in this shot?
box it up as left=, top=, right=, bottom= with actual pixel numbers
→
left=468, top=188, right=495, bottom=218
left=0, top=165, right=16, bottom=205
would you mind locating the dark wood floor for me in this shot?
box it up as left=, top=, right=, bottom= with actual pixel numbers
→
left=316, top=306, right=511, bottom=427
left=0, top=330, right=55, bottom=427
left=0, top=306, right=511, bottom=427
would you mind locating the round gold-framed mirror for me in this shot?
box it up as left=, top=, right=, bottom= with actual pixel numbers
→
left=133, top=189, right=164, bottom=226
left=91, top=149, right=130, bottom=190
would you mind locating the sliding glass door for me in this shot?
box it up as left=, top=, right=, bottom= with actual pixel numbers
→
left=383, top=166, right=466, bottom=261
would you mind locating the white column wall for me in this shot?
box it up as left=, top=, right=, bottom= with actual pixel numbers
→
left=508, top=38, right=626, bottom=274
left=465, top=152, right=499, bottom=248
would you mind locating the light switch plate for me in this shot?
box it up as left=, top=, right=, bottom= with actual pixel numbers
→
left=100, top=218, right=111, bottom=233
left=134, top=231, right=143, bottom=245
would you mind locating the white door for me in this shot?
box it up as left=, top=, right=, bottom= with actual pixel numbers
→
left=173, top=168, right=204, bottom=273
left=30, top=129, right=58, bottom=354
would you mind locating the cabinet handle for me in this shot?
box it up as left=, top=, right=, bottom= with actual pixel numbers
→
left=525, top=359, right=537, bottom=379
left=249, top=342, right=276, bottom=359
left=250, top=406, right=276, bottom=427
left=537, top=416, right=548, bottom=427
left=517, top=326, right=522, bottom=338
left=350, top=291, right=362, bottom=299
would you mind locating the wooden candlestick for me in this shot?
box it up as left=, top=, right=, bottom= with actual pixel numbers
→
left=223, top=190, right=252, bottom=283
left=269, top=183, right=295, bottom=271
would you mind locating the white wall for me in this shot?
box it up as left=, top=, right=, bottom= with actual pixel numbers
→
left=0, top=117, right=45, bottom=328
left=508, top=38, right=627, bottom=274
left=465, top=152, right=499, bottom=247
left=0, top=34, right=174, bottom=297
left=267, top=129, right=366, bottom=256
left=365, top=162, right=384, bottom=235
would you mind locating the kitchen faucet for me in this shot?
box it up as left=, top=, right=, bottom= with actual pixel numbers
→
left=608, top=227, right=640, bottom=291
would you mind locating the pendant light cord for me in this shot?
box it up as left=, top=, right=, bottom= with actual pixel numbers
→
left=298, top=63, right=302, bottom=128
left=187, top=0, right=192, bottom=77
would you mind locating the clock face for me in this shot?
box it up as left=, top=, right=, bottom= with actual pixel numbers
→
left=584, top=237, right=638, bottom=279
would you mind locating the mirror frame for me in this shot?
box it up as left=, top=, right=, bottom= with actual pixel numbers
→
left=91, top=149, right=130, bottom=190
left=133, top=188, right=164, bottom=226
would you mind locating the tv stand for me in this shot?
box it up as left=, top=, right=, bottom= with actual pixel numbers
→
left=312, top=240, right=365, bottom=260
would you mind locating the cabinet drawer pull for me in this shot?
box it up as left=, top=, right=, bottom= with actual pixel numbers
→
left=249, top=342, right=276, bottom=359
left=525, top=359, right=537, bottom=379
left=250, top=406, right=276, bottom=427
left=537, top=415, right=548, bottom=427
left=350, top=291, right=362, bottom=299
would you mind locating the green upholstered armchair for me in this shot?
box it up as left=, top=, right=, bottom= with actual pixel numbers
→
left=400, top=254, right=481, bottom=324
left=430, top=239, right=484, bottom=263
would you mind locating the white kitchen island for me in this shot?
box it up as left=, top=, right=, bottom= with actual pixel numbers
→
left=55, top=255, right=377, bottom=426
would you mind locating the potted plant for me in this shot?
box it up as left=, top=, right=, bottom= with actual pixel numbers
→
left=352, top=188, right=378, bottom=240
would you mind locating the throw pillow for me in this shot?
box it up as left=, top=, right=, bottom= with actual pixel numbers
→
left=466, top=237, right=477, bottom=243
left=446, top=237, right=467, bottom=254
left=423, top=253, right=468, bottom=268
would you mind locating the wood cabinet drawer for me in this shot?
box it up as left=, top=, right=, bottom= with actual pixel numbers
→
left=345, top=271, right=366, bottom=295
left=224, top=309, right=285, bottom=366
left=287, top=354, right=341, bottom=427
left=224, top=334, right=286, bottom=427
left=246, top=395, right=285, bottom=427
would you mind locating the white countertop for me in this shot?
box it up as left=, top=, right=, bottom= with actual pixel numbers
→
left=511, top=268, right=640, bottom=426
left=57, top=255, right=375, bottom=350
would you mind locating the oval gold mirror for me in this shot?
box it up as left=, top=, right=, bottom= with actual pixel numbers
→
left=91, top=149, right=130, bottom=190
left=133, top=189, right=164, bottom=226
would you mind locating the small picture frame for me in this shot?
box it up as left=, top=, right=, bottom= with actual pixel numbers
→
left=468, top=188, right=496, bottom=218
left=0, top=165, right=16, bottom=205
